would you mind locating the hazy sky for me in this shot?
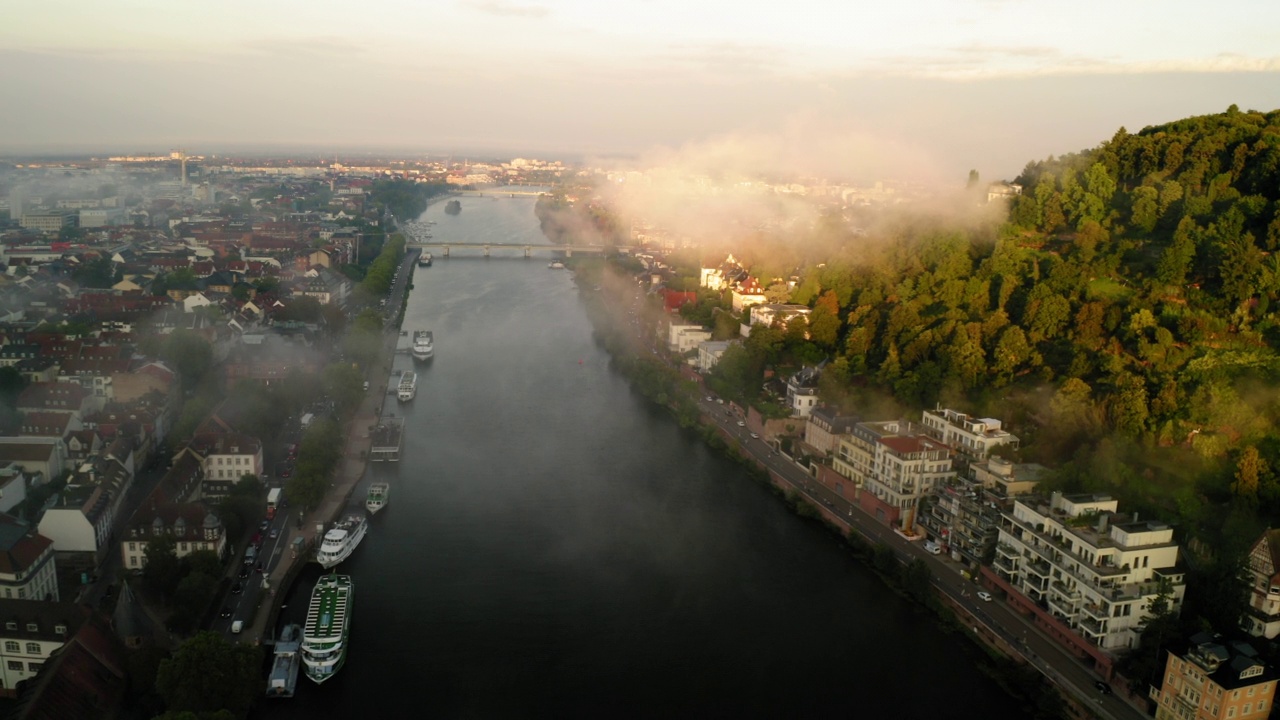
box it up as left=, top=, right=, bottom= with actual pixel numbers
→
left=2, top=0, right=1278, bottom=181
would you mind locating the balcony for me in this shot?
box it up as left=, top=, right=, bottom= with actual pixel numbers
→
left=1026, top=560, right=1051, bottom=578
left=1077, top=615, right=1106, bottom=637
left=995, top=542, right=1019, bottom=560
left=1047, top=594, right=1078, bottom=619
left=1081, top=602, right=1109, bottom=622
left=993, top=555, right=1018, bottom=574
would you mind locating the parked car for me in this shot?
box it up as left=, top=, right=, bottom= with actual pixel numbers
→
left=285, top=444, right=298, bottom=460
left=276, top=462, right=294, bottom=479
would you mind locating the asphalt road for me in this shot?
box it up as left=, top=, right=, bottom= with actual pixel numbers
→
left=692, top=393, right=1147, bottom=720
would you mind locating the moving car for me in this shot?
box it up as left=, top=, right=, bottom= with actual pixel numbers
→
left=231, top=581, right=243, bottom=595
left=750, top=433, right=759, bottom=439
left=269, top=528, right=279, bottom=539
left=220, top=605, right=233, bottom=618
left=736, top=420, right=745, bottom=427
left=231, top=620, right=244, bottom=633
left=1094, top=681, right=1112, bottom=695
left=977, top=591, right=993, bottom=602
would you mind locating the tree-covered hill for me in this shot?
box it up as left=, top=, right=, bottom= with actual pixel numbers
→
left=694, top=107, right=1280, bottom=549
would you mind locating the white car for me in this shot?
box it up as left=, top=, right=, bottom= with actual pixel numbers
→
left=750, top=433, right=759, bottom=439
left=977, top=591, right=993, bottom=602
left=736, top=420, right=745, bottom=427
left=706, top=396, right=714, bottom=401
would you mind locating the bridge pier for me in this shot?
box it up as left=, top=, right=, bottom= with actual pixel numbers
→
left=443, top=246, right=449, bottom=258
left=524, top=246, right=531, bottom=258
left=483, top=244, right=490, bottom=258
left=565, top=248, right=573, bottom=258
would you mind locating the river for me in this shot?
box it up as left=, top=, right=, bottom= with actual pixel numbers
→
left=258, top=193, right=1024, bottom=718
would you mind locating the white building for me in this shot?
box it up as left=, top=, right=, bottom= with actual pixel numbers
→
left=667, top=324, right=712, bottom=354
left=785, top=366, right=822, bottom=418
left=994, top=492, right=1185, bottom=651
left=1246, top=530, right=1280, bottom=639
left=921, top=407, right=1019, bottom=460
left=78, top=208, right=126, bottom=228
left=836, top=420, right=956, bottom=531
left=0, top=514, right=58, bottom=602
left=742, top=303, right=811, bottom=337
left=697, top=340, right=736, bottom=373
left=0, top=601, right=87, bottom=696
left=188, top=433, right=262, bottom=497
left=730, top=277, right=767, bottom=313
left=0, top=465, right=26, bottom=515
left=121, top=505, right=226, bottom=571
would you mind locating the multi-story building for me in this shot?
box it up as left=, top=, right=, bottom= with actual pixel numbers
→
left=836, top=420, right=955, bottom=531
left=188, top=433, right=263, bottom=498
left=667, top=323, right=712, bottom=354
left=803, top=406, right=859, bottom=458
left=994, top=492, right=1185, bottom=651
left=121, top=504, right=226, bottom=571
left=921, top=407, right=1019, bottom=463
left=1245, top=530, right=1280, bottom=639
left=730, top=277, right=766, bottom=313
left=785, top=366, right=821, bottom=419
left=0, top=514, right=58, bottom=602
left=922, top=457, right=1046, bottom=566
left=742, top=303, right=810, bottom=337
left=1153, top=633, right=1276, bottom=720
left=697, top=340, right=735, bottom=373
left=18, top=211, right=74, bottom=233
left=0, top=600, right=89, bottom=697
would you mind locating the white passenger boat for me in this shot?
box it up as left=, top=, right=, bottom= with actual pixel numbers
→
left=301, top=575, right=353, bottom=684
left=397, top=371, right=417, bottom=401
left=316, top=513, right=368, bottom=569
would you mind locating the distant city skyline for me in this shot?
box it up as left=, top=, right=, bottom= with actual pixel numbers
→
left=2, top=1, right=1279, bottom=182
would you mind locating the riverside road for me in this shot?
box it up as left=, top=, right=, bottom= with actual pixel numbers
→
left=697, top=395, right=1146, bottom=720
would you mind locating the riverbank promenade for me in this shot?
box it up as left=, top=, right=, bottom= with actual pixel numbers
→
left=245, top=253, right=415, bottom=643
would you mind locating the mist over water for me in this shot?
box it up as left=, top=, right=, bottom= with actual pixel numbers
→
left=256, top=196, right=1023, bottom=718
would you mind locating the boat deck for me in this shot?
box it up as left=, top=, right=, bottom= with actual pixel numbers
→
left=304, top=576, right=352, bottom=641
left=370, top=417, right=404, bottom=462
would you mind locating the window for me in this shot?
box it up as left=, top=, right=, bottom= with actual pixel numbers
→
left=53, top=625, right=64, bottom=636
left=128, top=542, right=135, bottom=551
left=3, top=641, right=16, bottom=653
left=1244, top=703, right=1251, bottom=714
left=24, top=623, right=34, bottom=632
left=24, top=643, right=37, bottom=654
left=26, top=662, right=39, bottom=673
left=6, top=661, right=21, bottom=672
left=129, top=556, right=137, bottom=567
left=1250, top=687, right=1256, bottom=696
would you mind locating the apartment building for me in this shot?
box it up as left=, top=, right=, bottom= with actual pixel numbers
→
left=0, top=600, right=88, bottom=697
left=1153, top=633, right=1276, bottom=720
left=994, top=492, right=1185, bottom=651
left=835, top=420, right=955, bottom=532
left=922, top=457, right=1046, bottom=566
left=0, top=514, right=58, bottom=602
left=921, top=406, right=1019, bottom=462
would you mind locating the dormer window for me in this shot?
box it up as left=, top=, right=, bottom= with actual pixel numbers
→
left=5, top=622, right=15, bottom=631
left=54, top=625, right=65, bottom=636
left=25, top=623, right=37, bottom=632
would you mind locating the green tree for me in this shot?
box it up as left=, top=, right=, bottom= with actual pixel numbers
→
left=162, top=330, right=213, bottom=388
left=143, top=535, right=183, bottom=600
left=156, top=632, right=262, bottom=719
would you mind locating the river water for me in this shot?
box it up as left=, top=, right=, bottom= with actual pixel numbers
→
left=259, top=194, right=1023, bottom=718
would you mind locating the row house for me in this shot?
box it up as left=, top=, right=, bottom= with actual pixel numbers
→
left=58, top=357, right=128, bottom=403
left=0, top=439, right=66, bottom=487
left=698, top=253, right=746, bottom=292
left=0, top=600, right=89, bottom=697
left=17, top=382, right=95, bottom=421
left=14, top=358, right=58, bottom=384
left=36, top=453, right=132, bottom=562
left=121, top=504, right=226, bottom=571
left=0, top=465, right=26, bottom=515
left=994, top=492, right=1185, bottom=651
left=0, top=514, right=57, bottom=602
left=1153, top=633, right=1275, bottom=720
left=17, top=411, right=81, bottom=440
left=833, top=420, right=955, bottom=532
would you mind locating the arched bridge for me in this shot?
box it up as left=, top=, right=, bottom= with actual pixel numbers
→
left=406, top=241, right=636, bottom=258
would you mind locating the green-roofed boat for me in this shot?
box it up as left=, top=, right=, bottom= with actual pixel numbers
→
left=300, top=574, right=353, bottom=684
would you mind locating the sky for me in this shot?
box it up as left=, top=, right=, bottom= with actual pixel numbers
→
left=1, top=0, right=1279, bottom=181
